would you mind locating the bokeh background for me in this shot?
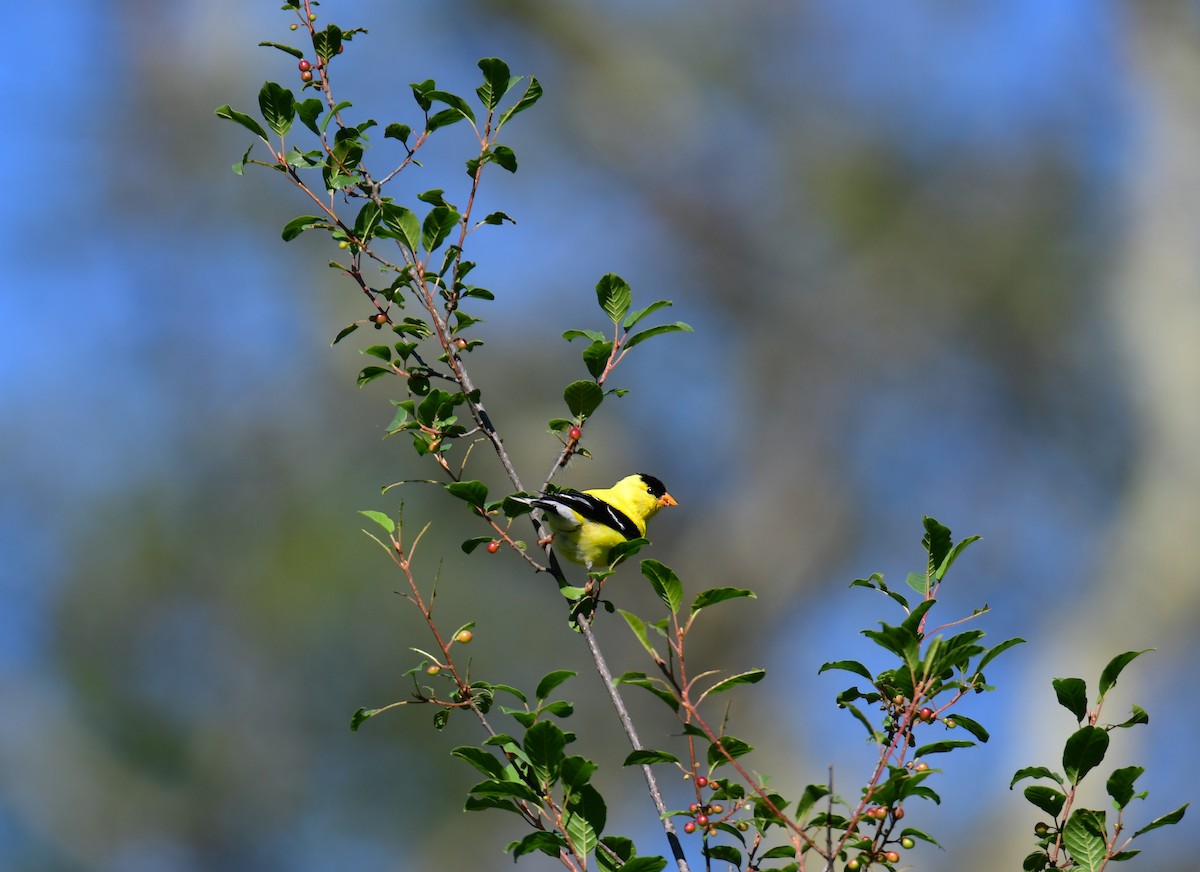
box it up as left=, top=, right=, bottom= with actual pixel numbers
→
left=4, top=1, right=1197, bottom=869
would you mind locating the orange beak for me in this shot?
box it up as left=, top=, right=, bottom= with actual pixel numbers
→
left=658, top=492, right=678, bottom=508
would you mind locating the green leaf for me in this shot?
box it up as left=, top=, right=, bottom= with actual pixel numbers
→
left=1106, top=765, right=1144, bottom=810
left=281, top=215, right=329, bottom=241
left=214, top=104, right=270, bottom=142
left=595, top=273, right=632, bottom=323
left=358, top=510, right=394, bottom=534
left=258, top=81, right=295, bottom=136
left=613, top=671, right=679, bottom=712
left=382, top=203, right=421, bottom=253
left=427, top=89, right=476, bottom=123
left=861, top=623, right=920, bottom=674
left=561, top=755, right=597, bottom=791
left=976, top=636, right=1026, bottom=673
left=446, top=480, right=488, bottom=509
left=490, top=144, right=518, bottom=172
left=934, top=533, right=981, bottom=580
left=356, top=365, right=390, bottom=388
left=312, top=23, right=343, bottom=62
left=623, top=749, right=679, bottom=766
left=582, top=340, right=613, bottom=379
left=507, top=831, right=567, bottom=858
left=468, top=778, right=543, bottom=804
left=1063, top=726, right=1110, bottom=785
left=384, top=121, right=411, bottom=144
left=817, top=659, right=874, bottom=682
left=641, top=559, right=683, bottom=614
left=297, top=98, right=323, bottom=135
left=563, top=328, right=607, bottom=343
left=258, top=41, right=304, bottom=59
left=1099, top=649, right=1152, bottom=700
left=497, top=76, right=543, bottom=128
left=535, top=670, right=576, bottom=701
left=618, top=610, right=661, bottom=661
left=452, top=746, right=506, bottom=779
left=1062, top=808, right=1107, bottom=872
left=332, top=323, right=358, bottom=345
left=421, top=206, right=461, bottom=253
left=1132, top=802, right=1188, bottom=837
left=624, top=299, right=674, bottom=330
left=623, top=322, right=693, bottom=351
left=1024, top=785, right=1066, bottom=817
left=461, top=536, right=494, bottom=554
left=1052, top=677, right=1089, bottom=723
left=707, top=735, right=752, bottom=767
left=760, top=845, right=799, bottom=860
left=705, top=845, right=742, bottom=866
left=563, top=380, right=604, bottom=419
left=361, top=344, right=391, bottom=362
left=597, top=837, right=635, bottom=872
left=476, top=57, right=514, bottom=109
left=905, top=570, right=931, bottom=596
left=350, top=706, right=382, bottom=731
left=613, top=858, right=666, bottom=872
left=1010, top=766, right=1065, bottom=789
left=945, top=713, right=989, bottom=743
left=691, top=587, right=756, bottom=612
left=701, top=669, right=766, bottom=701
left=913, top=739, right=975, bottom=756
left=922, top=516, right=953, bottom=575
left=564, top=784, right=605, bottom=855
left=1111, top=704, right=1150, bottom=729
left=524, top=720, right=567, bottom=784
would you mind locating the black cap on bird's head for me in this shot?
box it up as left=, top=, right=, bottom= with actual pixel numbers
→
left=638, top=473, right=678, bottom=507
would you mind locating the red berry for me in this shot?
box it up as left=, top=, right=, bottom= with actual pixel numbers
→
left=695, top=776, right=708, bottom=788
left=298, top=59, right=312, bottom=72
left=914, top=761, right=929, bottom=772
left=918, top=707, right=934, bottom=722
left=688, top=803, right=700, bottom=814
left=455, top=337, right=468, bottom=350
left=694, top=813, right=709, bottom=826
left=885, top=851, right=900, bottom=863
left=893, top=806, right=904, bottom=819
left=568, top=426, right=582, bottom=441
left=300, top=70, right=313, bottom=82
left=683, top=821, right=696, bottom=834
left=486, top=541, right=500, bottom=554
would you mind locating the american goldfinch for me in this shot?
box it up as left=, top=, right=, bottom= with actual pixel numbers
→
left=517, top=473, right=677, bottom=569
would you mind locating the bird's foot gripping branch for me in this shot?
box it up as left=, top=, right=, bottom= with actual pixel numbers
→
left=218, top=5, right=1186, bottom=871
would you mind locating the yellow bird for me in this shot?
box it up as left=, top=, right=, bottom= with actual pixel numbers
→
left=518, top=473, right=677, bottom=569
